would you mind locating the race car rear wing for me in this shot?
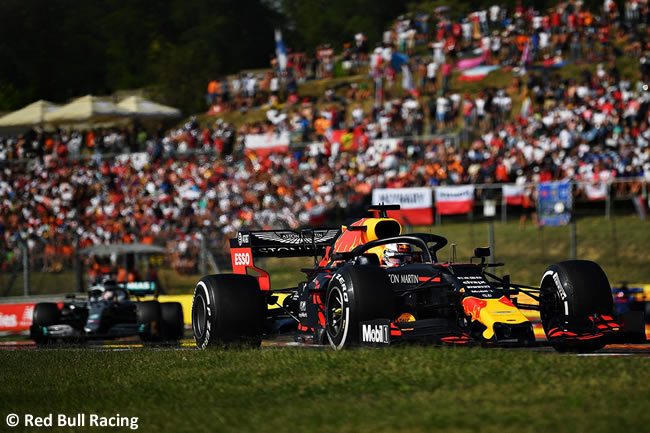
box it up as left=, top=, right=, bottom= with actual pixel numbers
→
left=229, top=229, right=340, bottom=290
left=122, top=281, right=157, bottom=296
left=229, top=229, right=340, bottom=258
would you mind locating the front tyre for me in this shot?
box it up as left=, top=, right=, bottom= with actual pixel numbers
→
left=161, top=302, right=184, bottom=341
left=137, top=301, right=162, bottom=342
left=540, top=260, right=614, bottom=352
left=30, top=303, right=60, bottom=344
left=192, top=274, right=266, bottom=349
left=325, top=266, right=393, bottom=350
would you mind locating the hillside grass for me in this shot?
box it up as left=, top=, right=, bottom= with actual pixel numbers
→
left=200, top=49, right=641, bottom=131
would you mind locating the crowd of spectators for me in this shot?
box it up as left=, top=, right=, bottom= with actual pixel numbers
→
left=0, top=124, right=160, bottom=163
left=2, top=1, right=650, bottom=276
left=198, top=1, right=650, bottom=152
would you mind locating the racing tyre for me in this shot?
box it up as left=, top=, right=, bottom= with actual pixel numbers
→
left=161, top=302, right=184, bottom=341
left=325, top=266, right=393, bottom=350
left=30, top=303, right=60, bottom=344
left=539, top=260, right=614, bottom=352
left=192, top=274, right=266, bottom=349
left=137, top=301, right=162, bottom=342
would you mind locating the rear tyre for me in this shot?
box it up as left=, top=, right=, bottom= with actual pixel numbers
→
left=539, top=260, right=614, bottom=352
left=192, top=274, right=266, bottom=349
left=137, top=301, right=162, bottom=342
left=325, top=266, right=393, bottom=350
left=161, top=302, right=184, bottom=341
left=30, top=303, right=60, bottom=344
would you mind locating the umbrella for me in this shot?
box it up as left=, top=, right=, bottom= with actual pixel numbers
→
left=117, top=96, right=181, bottom=118
left=44, top=95, right=131, bottom=125
left=0, top=100, right=59, bottom=127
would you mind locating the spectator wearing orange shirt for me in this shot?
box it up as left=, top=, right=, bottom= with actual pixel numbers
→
left=515, top=33, right=529, bottom=53
left=116, top=266, right=128, bottom=283
left=314, top=116, right=331, bottom=141
left=206, top=79, right=218, bottom=105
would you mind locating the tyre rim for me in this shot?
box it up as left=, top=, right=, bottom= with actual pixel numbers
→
left=193, top=294, right=206, bottom=339
left=327, top=286, right=344, bottom=339
left=540, top=280, right=563, bottom=328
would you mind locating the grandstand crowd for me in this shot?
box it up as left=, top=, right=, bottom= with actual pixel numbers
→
left=2, top=0, right=650, bottom=275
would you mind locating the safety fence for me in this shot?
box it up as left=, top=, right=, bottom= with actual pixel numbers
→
left=372, top=177, right=648, bottom=226
left=450, top=177, right=648, bottom=224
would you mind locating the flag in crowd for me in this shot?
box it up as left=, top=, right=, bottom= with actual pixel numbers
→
left=458, top=65, right=500, bottom=82
left=275, top=29, right=288, bottom=72
left=502, top=184, right=524, bottom=206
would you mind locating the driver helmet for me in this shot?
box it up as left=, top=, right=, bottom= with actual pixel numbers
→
left=102, top=279, right=119, bottom=301
left=382, top=243, right=413, bottom=267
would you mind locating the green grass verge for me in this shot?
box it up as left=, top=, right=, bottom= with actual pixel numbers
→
left=2, top=347, right=649, bottom=433
left=413, top=214, right=650, bottom=287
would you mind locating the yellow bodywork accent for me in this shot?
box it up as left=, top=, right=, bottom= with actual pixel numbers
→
left=158, top=295, right=194, bottom=326
left=640, top=284, right=650, bottom=302
left=462, top=296, right=529, bottom=340
left=396, top=313, right=416, bottom=323
left=337, top=217, right=402, bottom=262
left=158, top=293, right=289, bottom=327
left=366, top=246, right=386, bottom=262
left=363, top=218, right=402, bottom=241
left=395, top=312, right=416, bottom=331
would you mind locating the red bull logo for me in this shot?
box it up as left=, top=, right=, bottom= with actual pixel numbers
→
left=462, top=296, right=529, bottom=340
left=462, top=297, right=487, bottom=321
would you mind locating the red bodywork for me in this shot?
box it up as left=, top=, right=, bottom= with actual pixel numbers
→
left=230, top=247, right=270, bottom=290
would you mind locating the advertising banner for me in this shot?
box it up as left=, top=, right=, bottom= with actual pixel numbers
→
left=116, top=152, right=149, bottom=171
left=372, top=187, right=433, bottom=225
left=0, top=303, right=35, bottom=332
left=434, top=185, right=475, bottom=215
left=502, top=184, right=524, bottom=206
left=372, top=138, right=401, bottom=153
left=244, top=131, right=290, bottom=156
left=537, top=181, right=572, bottom=226
left=585, top=182, right=607, bottom=200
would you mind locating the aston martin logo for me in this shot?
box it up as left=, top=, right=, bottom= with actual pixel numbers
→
left=252, top=230, right=338, bottom=245
left=254, top=231, right=302, bottom=244
left=237, top=232, right=250, bottom=246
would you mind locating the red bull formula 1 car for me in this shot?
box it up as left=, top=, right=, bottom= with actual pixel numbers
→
left=191, top=205, right=646, bottom=351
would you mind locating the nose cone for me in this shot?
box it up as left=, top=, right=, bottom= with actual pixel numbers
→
left=85, top=308, right=103, bottom=334
left=462, top=296, right=529, bottom=340
left=84, top=319, right=100, bottom=334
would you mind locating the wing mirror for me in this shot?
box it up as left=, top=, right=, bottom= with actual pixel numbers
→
left=471, top=247, right=490, bottom=265
left=474, top=247, right=490, bottom=258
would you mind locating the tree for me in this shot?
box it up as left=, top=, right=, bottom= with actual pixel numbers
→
left=277, top=0, right=406, bottom=53
left=0, top=0, right=281, bottom=114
